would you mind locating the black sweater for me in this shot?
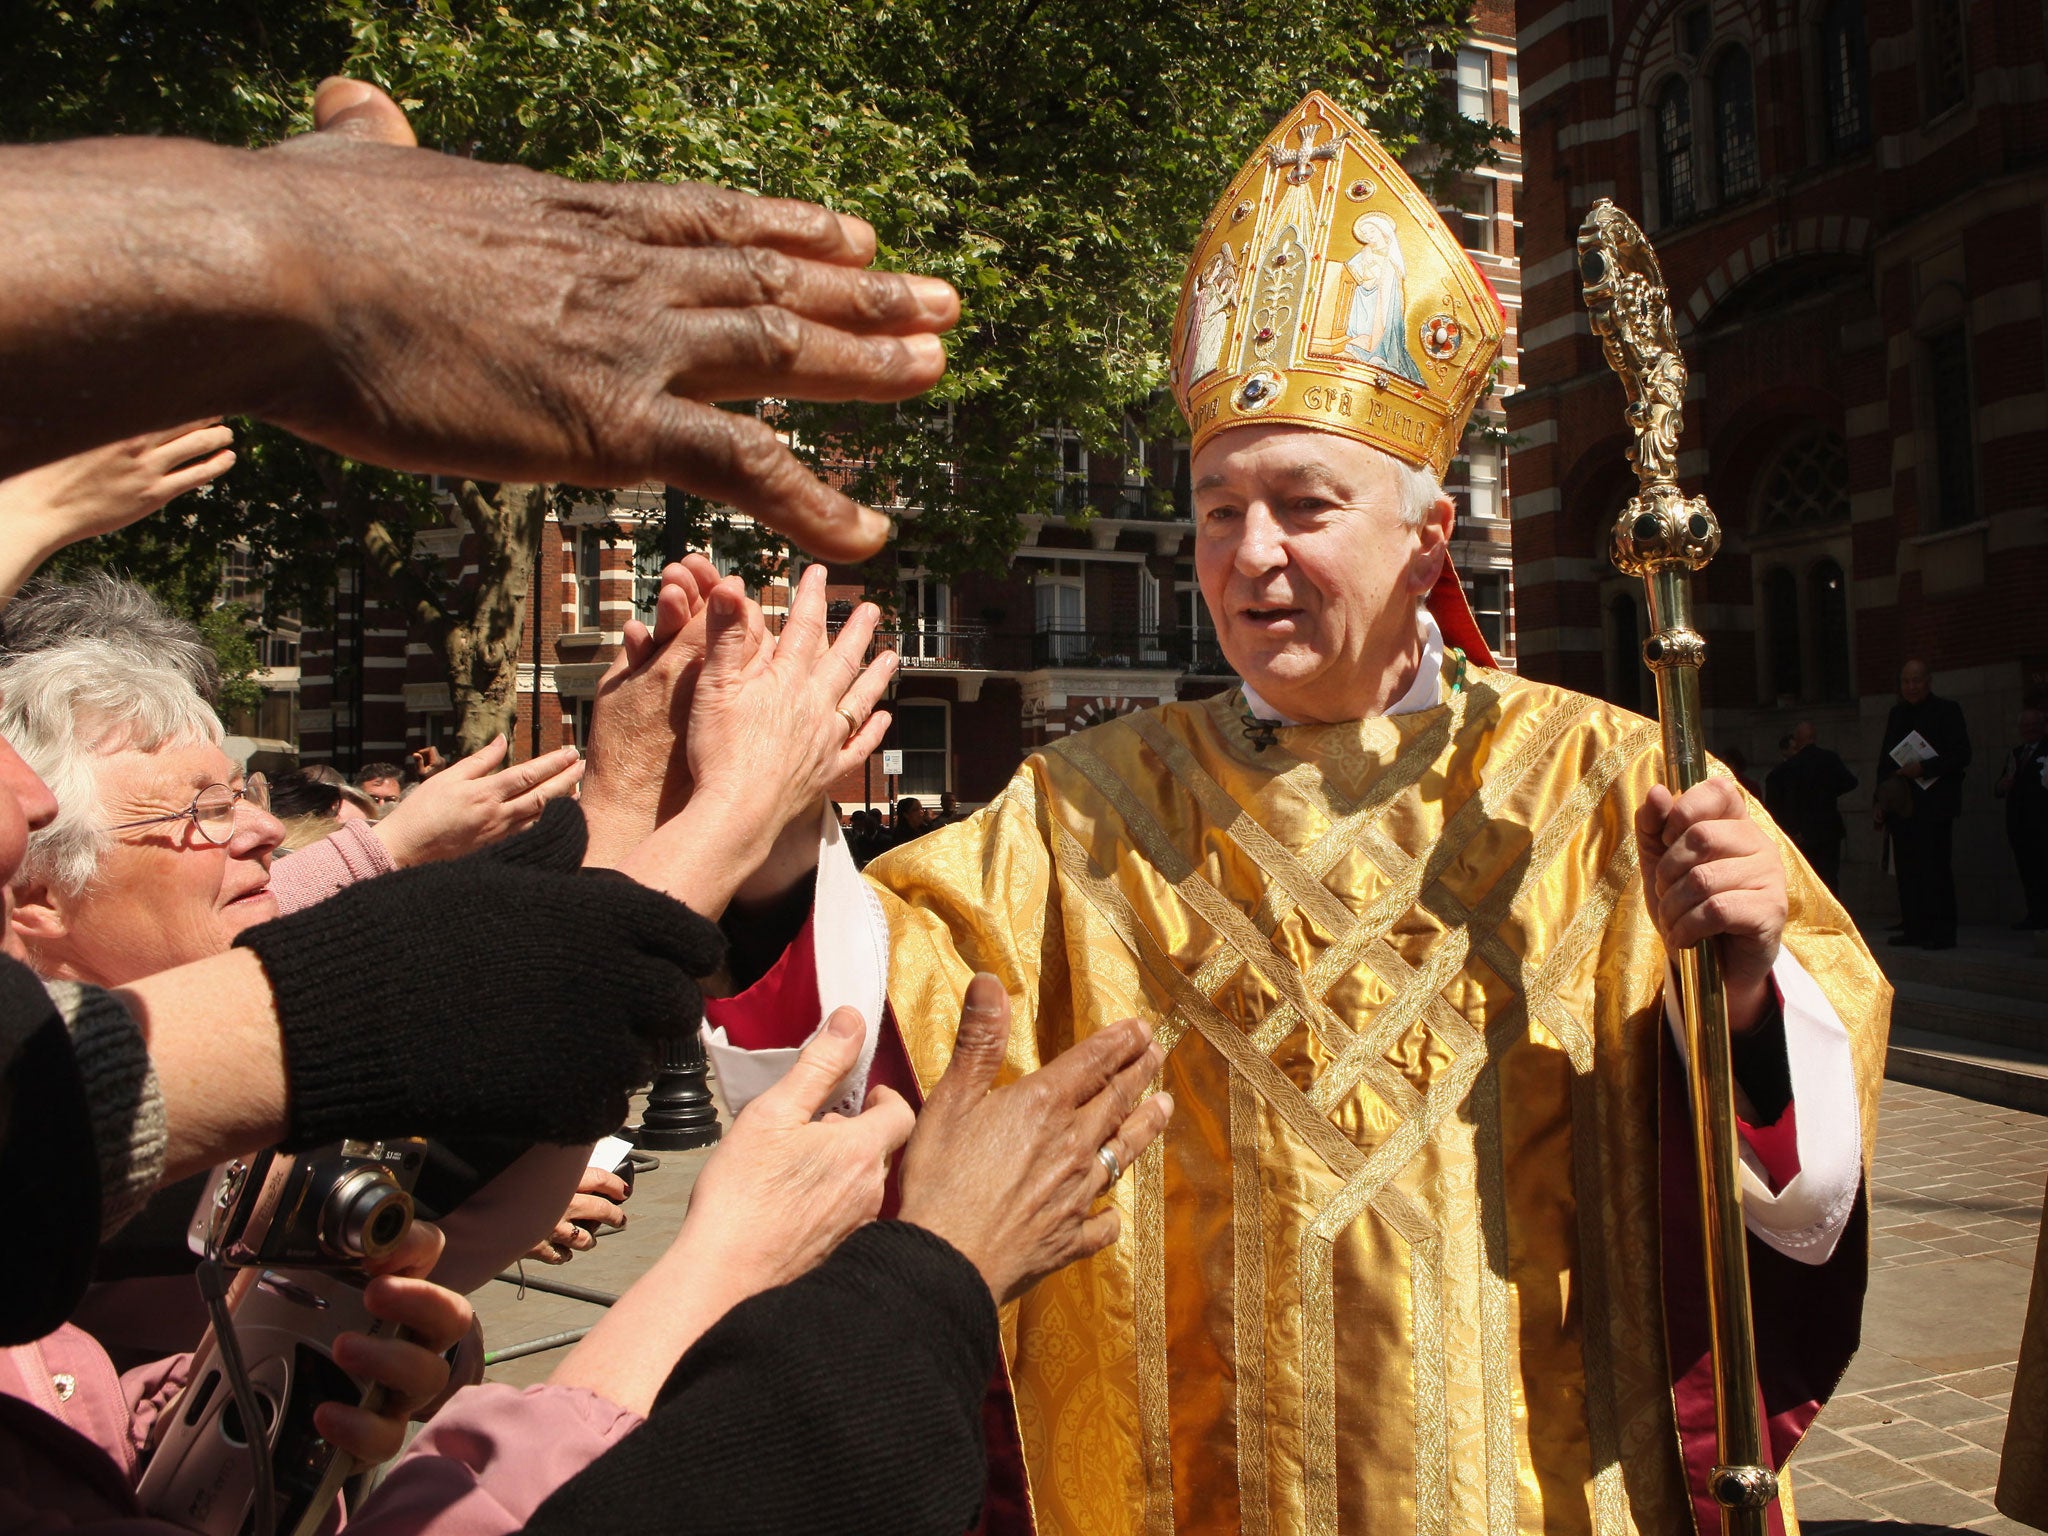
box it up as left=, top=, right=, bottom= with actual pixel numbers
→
left=525, top=1221, right=998, bottom=1536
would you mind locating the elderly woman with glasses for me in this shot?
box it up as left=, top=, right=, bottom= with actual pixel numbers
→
left=2, top=639, right=285, bottom=981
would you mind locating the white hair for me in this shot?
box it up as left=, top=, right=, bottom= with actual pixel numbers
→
left=1, top=637, right=223, bottom=897
left=1389, top=452, right=1446, bottom=529
left=0, top=570, right=221, bottom=704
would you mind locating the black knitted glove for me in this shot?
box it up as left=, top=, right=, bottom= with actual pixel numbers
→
left=235, top=801, right=725, bottom=1148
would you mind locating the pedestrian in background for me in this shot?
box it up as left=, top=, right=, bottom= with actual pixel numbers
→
left=1875, top=658, right=1971, bottom=950
left=1765, top=720, right=1859, bottom=894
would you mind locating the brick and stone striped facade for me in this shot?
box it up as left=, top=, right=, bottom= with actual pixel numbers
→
left=1510, top=0, right=2048, bottom=921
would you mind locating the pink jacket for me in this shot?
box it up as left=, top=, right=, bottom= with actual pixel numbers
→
left=0, top=1325, right=637, bottom=1535
left=269, top=822, right=397, bottom=915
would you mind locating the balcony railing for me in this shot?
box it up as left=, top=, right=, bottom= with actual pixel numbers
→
left=820, top=619, right=1235, bottom=677
left=1030, top=626, right=1234, bottom=673
left=1052, top=481, right=1190, bottom=522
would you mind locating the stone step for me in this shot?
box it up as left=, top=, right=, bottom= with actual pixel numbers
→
left=1884, top=1025, right=2048, bottom=1114
left=1889, top=978, right=2048, bottom=1052
left=1873, top=936, right=2048, bottom=1005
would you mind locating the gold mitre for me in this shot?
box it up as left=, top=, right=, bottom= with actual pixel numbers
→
left=1169, top=90, right=1505, bottom=478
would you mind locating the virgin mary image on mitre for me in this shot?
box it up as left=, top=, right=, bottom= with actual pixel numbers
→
left=1339, top=210, right=1424, bottom=383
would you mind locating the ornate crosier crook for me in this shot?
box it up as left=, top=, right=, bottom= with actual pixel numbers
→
left=1578, top=200, right=1776, bottom=1536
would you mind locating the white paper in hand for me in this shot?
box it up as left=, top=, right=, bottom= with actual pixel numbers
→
left=1889, top=730, right=1941, bottom=789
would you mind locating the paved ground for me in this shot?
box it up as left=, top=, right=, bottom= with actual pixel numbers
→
left=473, top=1082, right=2048, bottom=1531
left=1790, top=1080, right=2046, bottom=1532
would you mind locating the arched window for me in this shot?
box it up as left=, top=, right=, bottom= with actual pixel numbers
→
left=1755, top=429, right=1851, bottom=533
left=1819, top=0, right=1871, bottom=155
left=1762, top=567, right=1803, bottom=703
left=1808, top=559, right=1853, bottom=702
left=1713, top=48, right=1761, bottom=200
left=1608, top=593, right=1647, bottom=712
left=1655, top=77, right=1696, bottom=226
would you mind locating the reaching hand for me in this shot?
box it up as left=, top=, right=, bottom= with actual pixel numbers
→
left=0, top=421, right=235, bottom=599
left=525, top=1165, right=632, bottom=1265
left=681, top=564, right=895, bottom=833
left=579, top=554, right=723, bottom=866
left=1633, top=777, right=1789, bottom=1034
left=250, top=79, right=955, bottom=562
left=678, top=1010, right=915, bottom=1295
left=313, top=1220, right=474, bottom=1466
left=897, top=975, right=1174, bottom=1303
left=370, top=736, right=583, bottom=867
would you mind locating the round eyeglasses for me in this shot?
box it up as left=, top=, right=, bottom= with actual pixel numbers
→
left=107, top=774, right=271, bottom=847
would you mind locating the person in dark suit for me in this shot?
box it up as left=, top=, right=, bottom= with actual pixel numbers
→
left=1995, top=707, right=2048, bottom=929
left=1765, top=720, right=1859, bottom=894
left=1875, top=659, right=1972, bottom=949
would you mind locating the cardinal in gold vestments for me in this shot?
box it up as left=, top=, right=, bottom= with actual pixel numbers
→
left=703, top=92, right=1890, bottom=1536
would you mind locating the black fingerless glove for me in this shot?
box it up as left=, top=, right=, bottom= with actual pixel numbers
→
left=235, top=800, right=725, bottom=1148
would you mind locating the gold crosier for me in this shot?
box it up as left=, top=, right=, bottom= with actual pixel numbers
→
left=1576, top=200, right=1776, bottom=1534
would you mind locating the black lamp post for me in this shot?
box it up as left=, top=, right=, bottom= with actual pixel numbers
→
left=633, top=1028, right=720, bottom=1150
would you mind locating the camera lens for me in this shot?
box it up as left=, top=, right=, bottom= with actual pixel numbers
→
left=318, top=1167, right=414, bottom=1263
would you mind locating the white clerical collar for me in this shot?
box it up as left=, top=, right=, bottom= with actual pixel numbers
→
left=1241, top=606, right=1444, bottom=727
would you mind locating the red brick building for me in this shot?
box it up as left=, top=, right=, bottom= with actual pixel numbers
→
left=1509, top=0, right=2048, bottom=920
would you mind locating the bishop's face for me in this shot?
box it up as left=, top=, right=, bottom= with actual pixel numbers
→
left=1192, top=426, right=1451, bottom=725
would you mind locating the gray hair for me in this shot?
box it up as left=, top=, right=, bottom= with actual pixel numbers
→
left=0, top=572, right=221, bottom=707
left=1390, top=454, right=1446, bottom=529
left=1, top=632, right=224, bottom=898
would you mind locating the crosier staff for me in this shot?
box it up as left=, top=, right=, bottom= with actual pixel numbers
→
left=1576, top=199, right=1776, bottom=1536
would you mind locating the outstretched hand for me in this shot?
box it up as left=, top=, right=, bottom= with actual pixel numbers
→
left=546, top=1009, right=914, bottom=1417
left=898, top=975, right=1174, bottom=1303
left=1633, top=776, right=1788, bottom=1033
left=370, top=735, right=583, bottom=867
left=578, top=554, right=723, bottom=867
left=0, top=421, right=235, bottom=600
left=253, top=79, right=955, bottom=561
left=679, top=1009, right=915, bottom=1295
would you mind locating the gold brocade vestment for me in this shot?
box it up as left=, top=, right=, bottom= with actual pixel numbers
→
left=863, top=659, right=1889, bottom=1536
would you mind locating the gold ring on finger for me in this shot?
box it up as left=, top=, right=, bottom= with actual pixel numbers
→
left=1096, top=1143, right=1123, bottom=1183
left=835, top=705, right=862, bottom=740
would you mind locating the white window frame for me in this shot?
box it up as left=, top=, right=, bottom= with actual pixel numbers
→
left=899, top=570, right=953, bottom=664
left=890, top=698, right=952, bottom=797
left=1035, top=561, right=1087, bottom=664
left=1456, top=47, right=1491, bottom=123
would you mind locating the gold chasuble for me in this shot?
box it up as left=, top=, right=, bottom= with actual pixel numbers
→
left=862, top=665, right=1889, bottom=1536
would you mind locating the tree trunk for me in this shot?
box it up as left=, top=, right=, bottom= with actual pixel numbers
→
left=443, top=482, right=550, bottom=757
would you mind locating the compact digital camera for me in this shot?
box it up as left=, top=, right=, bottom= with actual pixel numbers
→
left=136, top=1266, right=392, bottom=1536
left=139, top=1138, right=429, bottom=1536
left=188, top=1138, right=427, bottom=1271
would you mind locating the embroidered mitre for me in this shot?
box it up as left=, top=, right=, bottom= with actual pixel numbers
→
left=1169, top=90, right=1505, bottom=478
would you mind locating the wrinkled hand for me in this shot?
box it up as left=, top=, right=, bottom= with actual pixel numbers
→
left=525, top=1165, right=632, bottom=1265
left=313, top=1221, right=474, bottom=1465
left=370, top=735, right=582, bottom=867
left=682, top=564, right=895, bottom=840
left=679, top=1010, right=914, bottom=1294
left=0, top=421, right=234, bottom=595
left=1634, top=778, right=1788, bottom=1034
left=898, top=975, right=1174, bottom=1303
left=255, top=79, right=955, bottom=562
left=579, top=554, right=723, bottom=866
